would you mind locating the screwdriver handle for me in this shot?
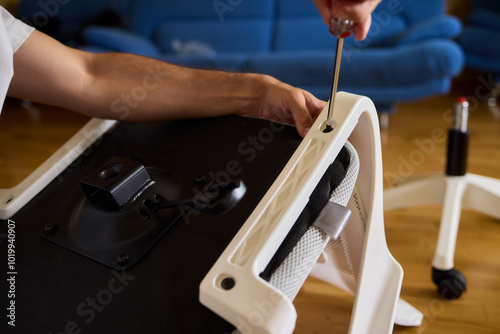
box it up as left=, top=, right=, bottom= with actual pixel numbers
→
left=329, top=17, right=354, bottom=38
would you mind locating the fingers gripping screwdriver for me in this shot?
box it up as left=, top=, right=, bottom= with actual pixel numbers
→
left=324, top=17, right=354, bottom=133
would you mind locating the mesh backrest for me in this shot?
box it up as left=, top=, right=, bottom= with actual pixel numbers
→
left=269, top=141, right=359, bottom=300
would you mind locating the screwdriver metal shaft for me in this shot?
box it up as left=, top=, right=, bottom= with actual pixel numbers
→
left=324, top=18, right=353, bottom=133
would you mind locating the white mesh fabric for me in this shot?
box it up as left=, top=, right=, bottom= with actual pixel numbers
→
left=268, top=225, right=329, bottom=299
left=269, top=141, right=359, bottom=301
left=329, top=141, right=360, bottom=208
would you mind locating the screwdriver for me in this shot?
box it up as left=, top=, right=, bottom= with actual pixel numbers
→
left=324, top=17, right=354, bottom=133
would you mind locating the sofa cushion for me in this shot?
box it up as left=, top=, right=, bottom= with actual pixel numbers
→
left=382, top=0, right=445, bottom=25
left=247, top=40, right=464, bottom=87
left=157, top=52, right=249, bottom=72
left=277, top=0, right=320, bottom=16
left=274, top=17, right=334, bottom=52
left=129, top=0, right=275, bottom=38
left=154, top=20, right=273, bottom=54
left=302, top=77, right=452, bottom=105
left=379, top=16, right=462, bottom=46
left=343, top=14, right=407, bottom=48
left=83, top=26, right=160, bottom=56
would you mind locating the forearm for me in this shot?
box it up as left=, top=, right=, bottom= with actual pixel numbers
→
left=83, top=53, right=265, bottom=121
left=9, top=30, right=266, bottom=121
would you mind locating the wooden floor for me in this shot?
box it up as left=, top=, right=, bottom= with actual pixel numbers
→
left=1, top=73, right=499, bottom=333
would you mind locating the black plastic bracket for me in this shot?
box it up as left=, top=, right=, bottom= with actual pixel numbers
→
left=80, top=157, right=152, bottom=210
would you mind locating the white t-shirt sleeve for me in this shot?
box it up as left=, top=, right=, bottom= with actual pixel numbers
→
left=0, top=6, right=35, bottom=112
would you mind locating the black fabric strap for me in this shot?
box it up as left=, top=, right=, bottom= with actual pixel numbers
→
left=260, top=146, right=350, bottom=281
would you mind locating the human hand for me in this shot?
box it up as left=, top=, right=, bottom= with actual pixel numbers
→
left=312, top=0, right=381, bottom=40
left=248, top=75, right=326, bottom=138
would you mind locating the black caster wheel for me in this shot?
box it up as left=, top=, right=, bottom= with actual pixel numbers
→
left=432, top=267, right=467, bottom=301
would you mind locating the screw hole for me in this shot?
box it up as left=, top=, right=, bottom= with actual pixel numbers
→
left=43, top=224, right=58, bottom=235
left=99, top=164, right=123, bottom=180
left=221, top=277, right=235, bottom=290
left=117, top=253, right=131, bottom=266
left=4, top=195, right=14, bottom=204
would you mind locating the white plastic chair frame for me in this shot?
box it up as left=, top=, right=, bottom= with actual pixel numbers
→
left=201, top=92, right=403, bottom=333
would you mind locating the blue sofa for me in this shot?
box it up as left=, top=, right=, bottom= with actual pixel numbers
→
left=18, top=0, right=465, bottom=113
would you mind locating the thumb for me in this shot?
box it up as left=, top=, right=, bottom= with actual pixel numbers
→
left=291, top=98, right=314, bottom=138
left=353, top=15, right=372, bottom=40
left=305, top=93, right=327, bottom=122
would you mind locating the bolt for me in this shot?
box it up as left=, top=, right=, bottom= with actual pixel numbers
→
left=221, top=277, right=235, bottom=290
left=117, top=253, right=131, bottom=266
left=43, top=224, right=58, bottom=235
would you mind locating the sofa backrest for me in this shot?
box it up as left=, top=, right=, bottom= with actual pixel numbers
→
left=125, top=0, right=449, bottom=54
left=273, top=0, right=333, bottom=51
left=129, top=0, right=275, bottom=54
left=387, top=0, right=446, bottom=25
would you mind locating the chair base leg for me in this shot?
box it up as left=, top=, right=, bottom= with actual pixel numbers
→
left=384, top=172, right=500, bottom=299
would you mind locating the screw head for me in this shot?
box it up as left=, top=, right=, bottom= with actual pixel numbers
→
left=43, top=224, right=58, bottom=235
left=221, top=277, right=235, bottom=290
left=117, top=253, right=131, bottom=266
